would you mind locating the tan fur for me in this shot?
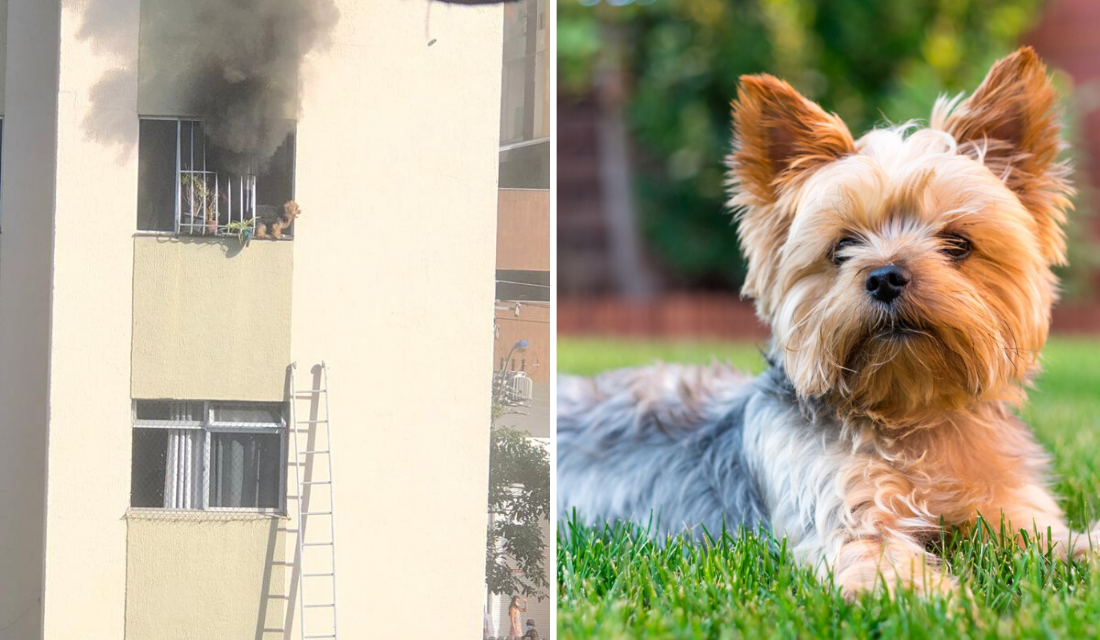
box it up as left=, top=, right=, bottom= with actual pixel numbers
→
left=932, top=47, right=1073, bottom=266
left=255, top=200, right=301, bottom=240
left=727, top=48, right=1094, bottom=597
left=728, top=75, right=856, bottom=319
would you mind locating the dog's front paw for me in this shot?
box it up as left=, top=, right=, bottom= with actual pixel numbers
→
left=836, top=559, right=958, bottom=602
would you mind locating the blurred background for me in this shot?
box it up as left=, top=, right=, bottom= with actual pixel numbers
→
left=558, top=0, right=1100, bottom=340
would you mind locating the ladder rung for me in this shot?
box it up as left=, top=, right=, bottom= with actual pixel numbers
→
left=291, top=365, right=338, bottom=640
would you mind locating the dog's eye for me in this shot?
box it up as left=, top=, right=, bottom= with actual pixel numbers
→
left=940, top=235, right=971, bottom=261
left=831, top=237, right=859, bottom=266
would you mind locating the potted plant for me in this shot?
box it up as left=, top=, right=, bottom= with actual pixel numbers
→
left=179, top=173, right=219, bottom=234
left=225, top=219, right=255, bottom=247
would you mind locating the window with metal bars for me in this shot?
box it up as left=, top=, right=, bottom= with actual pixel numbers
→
left=130, top=400, right=287, bottom=513
left=136, top=118, right=296, bottom=237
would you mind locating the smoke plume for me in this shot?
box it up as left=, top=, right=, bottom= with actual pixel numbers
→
left=161, top=0, right=340, bottom=173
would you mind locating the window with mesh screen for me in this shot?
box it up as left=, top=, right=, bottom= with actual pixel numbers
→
left=131, top=400, right=286, bottom=513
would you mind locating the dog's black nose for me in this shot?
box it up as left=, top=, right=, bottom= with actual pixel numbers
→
left=865, top=265, right=910, bottom=304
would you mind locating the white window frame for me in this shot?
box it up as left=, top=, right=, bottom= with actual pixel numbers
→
left=132, top=400, right=288, bottom=514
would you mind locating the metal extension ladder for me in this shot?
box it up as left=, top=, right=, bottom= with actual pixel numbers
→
left=289, top=361, right=340, bottom=640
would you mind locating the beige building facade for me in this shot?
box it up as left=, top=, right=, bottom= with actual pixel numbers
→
left=0, top=0, right=503, bottom=638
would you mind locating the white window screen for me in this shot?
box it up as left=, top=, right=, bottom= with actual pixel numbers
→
left=132, top=400, right=286, bottom=513
left=211, top=403, right=283, bottom=425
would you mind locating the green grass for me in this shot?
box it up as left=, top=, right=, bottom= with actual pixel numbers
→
left=558, top=337, right=1100, bottom=639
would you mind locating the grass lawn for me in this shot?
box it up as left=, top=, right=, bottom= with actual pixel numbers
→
left=558, top=337, right=1100, bottom=639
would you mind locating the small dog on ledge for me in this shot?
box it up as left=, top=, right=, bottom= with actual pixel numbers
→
left=255, top=200, right=301, bottom=240
left=558, top=47, right=1096, bottom=600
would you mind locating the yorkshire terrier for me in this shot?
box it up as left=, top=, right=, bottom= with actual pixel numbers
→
left=558, top=48, right=1095, bottom=598
left=255, top=200, right=301, bottom=240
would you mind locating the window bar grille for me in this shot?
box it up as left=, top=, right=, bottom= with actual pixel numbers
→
left=172, top=120, right=259, bottom=237
left=214, top=173, right=220, bottom=236
left=204, top=428, right=212, bottom=511
left=190, top=124, right=197, bottom=235
left=174, top=120, right=181, bottom=235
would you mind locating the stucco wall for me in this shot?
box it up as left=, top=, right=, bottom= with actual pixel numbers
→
left=125, top=516, right=287, bottom=640
left=288, top=1, right=503, bottom=637
left=131, top=237, right=293, bottom=402
left=0, top=1, right=58, bottom=637
left=39, top=1, right=139, bottom=638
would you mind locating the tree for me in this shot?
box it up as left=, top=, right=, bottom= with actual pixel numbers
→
left=557, top=0, right=1096, bottom=294
left=486, top=424, right=551, bottom=599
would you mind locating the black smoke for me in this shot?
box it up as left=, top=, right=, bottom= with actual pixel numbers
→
left=162, top=0, right=340, bottom=173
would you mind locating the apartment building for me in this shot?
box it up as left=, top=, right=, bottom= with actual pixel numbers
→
left=494, top=0, right=550, bottom=436
left=0, top=1, right=503, bottom=638
left=489, top=0, right=553, bottom=635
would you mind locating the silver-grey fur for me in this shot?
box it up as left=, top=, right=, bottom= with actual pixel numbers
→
left=557, top=360, right=879, bottom=575
left=558, top=362, right=767, bottom=537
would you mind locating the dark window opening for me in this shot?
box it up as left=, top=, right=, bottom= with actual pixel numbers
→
left=209, top=432, right=282, bottom=509
left=131, top=429, right=169, bottom=508
left=137, top=118, right=296, bottom=237
left=137, top=119, right=177, bottom=232
left=499, top=140, right=550, bottom=189
left=497, top=269, right=550, bottom=302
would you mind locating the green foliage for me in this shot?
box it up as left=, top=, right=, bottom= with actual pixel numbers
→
left=487, top=425, right=552, bottom=599
left=557, top=337, right=1100, bottom=637
left=225, top=218, right=255, bottom=246
left=558, top=0, right=1098, bottom=295
left=558, top=337, right=768, bottom=376
left=180, top=173, right=219, bottom=223
left=559, top=516, right=1100, bottom=638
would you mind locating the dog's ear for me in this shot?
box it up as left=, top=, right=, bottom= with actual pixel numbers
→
left=934, top=47, right=1072, bottom=265
left=728, top=75, right=854, bottom=204
left=728, top=76, right=854, bottom=316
